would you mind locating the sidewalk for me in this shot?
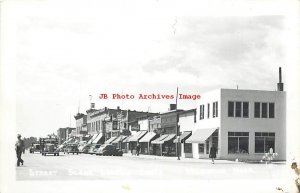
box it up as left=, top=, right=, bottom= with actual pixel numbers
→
left=122, top=153, right=240, bottom=164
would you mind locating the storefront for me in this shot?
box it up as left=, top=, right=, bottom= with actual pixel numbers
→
left=185, top=128, right=218, bottom=159
left=122, top=136, right=132, bottom=153
left=138, top=132, right=158, bottom=155
left=127, top=130, right=147, bottom=155
left=151, top=134, right=176, bottom=156
left=173, top=131, right=192, bottom=158
left=111, top=135, right=127, bottom=150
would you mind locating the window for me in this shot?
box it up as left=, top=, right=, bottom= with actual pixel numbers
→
left=255, top=132, right=275, bottom=153
left=254, top=102, right=260, bottom=118
left=213, top=101, right=218, bottom=118
left=184, top=143, right=192, bottom=153
left=269, top=103, right=275, bottom=118
left=212, top=131, right=219, bottom=154
left=228, top=132, right=249, bottom=154
left=235, top=102, right=242, bottom=117
left=254, top=102, right=275, bottom=118
left=228, top=101, right=249, bottom=118
left=243, top=102, right=249, bottom=118
left=228, top=101, right=234, bottom=117
left=262, top=103, right=268, bottom=118
left=207, top=103, right=210, bottom=119
left=206, top=140, right=210, bottom=154
left=199, top=105, right=205, bottom=120
left=198, top=144, right=204, bottom=154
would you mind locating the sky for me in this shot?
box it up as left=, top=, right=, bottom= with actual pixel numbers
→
left=11, top=0, right=287, bottom=137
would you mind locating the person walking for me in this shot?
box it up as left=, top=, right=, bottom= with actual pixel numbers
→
left=291, top=162, right=300, bottom=192
left=15, top=134, right=25, bottom=166
left=209, top=145, right=217, bottom=164
left=136, top=143, right=141, bottom=156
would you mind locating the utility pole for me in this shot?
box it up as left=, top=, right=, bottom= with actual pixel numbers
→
left=175, top=87, right=180, bottom=160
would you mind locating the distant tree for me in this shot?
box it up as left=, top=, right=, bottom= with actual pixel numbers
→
left=23, top=137, right=38, bottom=149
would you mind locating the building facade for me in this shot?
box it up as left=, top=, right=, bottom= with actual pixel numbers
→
left=57, top=127, right=76, bottom=145
left=185, top=88, right=286, bottom=161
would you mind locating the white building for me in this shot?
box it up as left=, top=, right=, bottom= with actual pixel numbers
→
left=184, top=88, right=286, bottom=161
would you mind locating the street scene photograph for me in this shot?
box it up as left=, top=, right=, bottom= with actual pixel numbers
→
left=1, top=0, right=300, bottom=193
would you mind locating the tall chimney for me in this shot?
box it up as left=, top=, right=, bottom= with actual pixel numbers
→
left=277, top=67, right=284, bottom=91
left=90, top=103, right=95, bottom=109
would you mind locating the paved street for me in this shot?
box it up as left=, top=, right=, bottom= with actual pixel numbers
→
left=12, top=151, right=299, bottom=193
left=16, top=151, right=287, bottom=181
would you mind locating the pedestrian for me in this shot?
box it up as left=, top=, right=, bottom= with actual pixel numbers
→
left=136, top=143, right=141, bottom=156
left=130, top=144, right=134, bottom=155
left=15, top=134, right=25, bottom=166
left=291, top=162, right=300, bottom=192
left=209, top=145, right=217, bottom=164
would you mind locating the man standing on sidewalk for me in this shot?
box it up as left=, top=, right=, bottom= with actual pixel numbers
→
left=15, top=134, right=24, bottom=166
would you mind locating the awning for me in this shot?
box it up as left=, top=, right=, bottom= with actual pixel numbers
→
left=112, top=135, right=127, bottom=144
left=185, top=128, right=217, bottom=143
left=128, top=131, right=148, bottom=142
left=161, top=134, right=176, bottom=143
left=173, top=131, right=192, bottom=143
left=151, top=134, right=169, bottom=144
left=86, top=133, right=98, bottom=145
left=104, top=136, right=118, bottom=144
left=91, top=133, right=104, bottom=144
left=122, top=136, right=132, bottom=143
left=139, top=132, right=158, bottom=143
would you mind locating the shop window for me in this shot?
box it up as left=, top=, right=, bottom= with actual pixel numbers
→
left=255, top=132, right=275, bottom=153
left=198, top=144, right=204, bottom=154
left=228, top=132, right=249, bottom=154
left=206, top=140, right=209, bottom=154
left=184, top=143, right=192, bottom=153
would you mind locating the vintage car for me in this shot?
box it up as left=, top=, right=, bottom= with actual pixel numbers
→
left=29, top=143, right=41, bottom=153
left=41, top=143, right=60, bottom=156
left=88, top=144, right=101, bottom=155
left=96, top=144, right=123, bottom=156
left=65, top=143, right=79, bottom=155
left=77, top=141, right=87, bottom=153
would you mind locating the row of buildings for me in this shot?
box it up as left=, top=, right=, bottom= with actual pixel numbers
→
left=57, top=68, right=286, bottom=161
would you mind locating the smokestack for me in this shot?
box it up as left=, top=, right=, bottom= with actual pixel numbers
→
left=277, top=67, right=284, bottom=91
left=170, top=104, right=177, bottom=111
left=90, top=103, right=95, bottom=109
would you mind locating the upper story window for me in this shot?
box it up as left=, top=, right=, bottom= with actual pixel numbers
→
left=199, top=105, right=205, bottom=120
left=213, top=101, right=218, bottom=118
left=207, top=103, right=210, bottom=119
left=254, top=102, right=275, bottom=118
left=228, top=101, right=249, bottom=118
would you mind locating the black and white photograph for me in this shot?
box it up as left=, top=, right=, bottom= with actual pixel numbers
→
left=0, top=0, right=300, bottom=193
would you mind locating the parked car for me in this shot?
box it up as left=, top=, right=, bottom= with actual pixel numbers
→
left=88, top=144, right=101, bottom=155
left=96, top=144, right=123, bottom=156
left=65, top=143, right=79, bottom=155
left=29, top=143, right=41, bottom=153
left=77, top=141, right=87, bottom=153
left=42, top=143, right=59, bottom=156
